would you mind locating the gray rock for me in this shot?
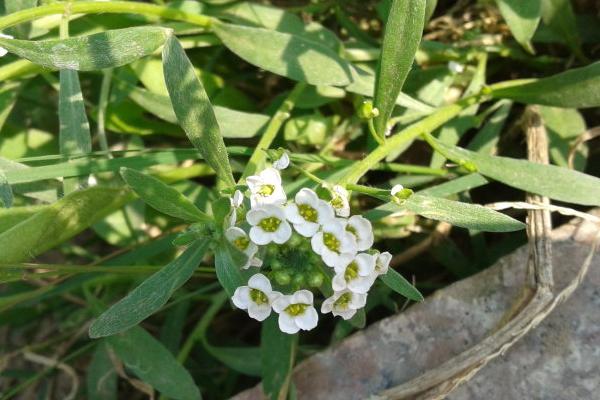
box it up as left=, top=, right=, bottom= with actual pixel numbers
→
left=232, top=214, right=600, bottom=400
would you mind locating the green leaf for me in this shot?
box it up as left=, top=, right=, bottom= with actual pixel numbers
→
left=120, top=167, right=210, bottom=222
left=261, top=315, right=296, bottom=400
left=0, top=82, right=21, bottom=132
left=59, top=69, right=92, bottom=193
left=402, top=194, right=525, bottom=232
left=491, top=61, right=600, bottom=108
left=373, top=0, right=426, bottom=139
left=0, top=205, right=45, bottom=234
left=380, top=269, right=424, bottom=302
left=162, top=35, right=235, bottom=187
left=107, top=326, right=201, bottom=400
left=214, top=240, right=248, bottom=297
left=496, top=0, right=541, bottom=53
left=0, top=170, right=12, bottom=208
left=0, top=26, right=171, bottom=71
left=212, top=22, right=353, bottom=86
left=89, top=239, right=210, bottom=338
left=204, top=344, right=262, bottom=377
left=0, top=186, right=132, bottom=263
left=432, top=138, right=600, bottom=206
left=541, top=0, right=582, bottom=58
left=86, top=341, right=118, bottom=400
left=125, top=83, right=269, bottom=138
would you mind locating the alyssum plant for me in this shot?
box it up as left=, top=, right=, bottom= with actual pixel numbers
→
left=1, top=0, right=600, bottom=399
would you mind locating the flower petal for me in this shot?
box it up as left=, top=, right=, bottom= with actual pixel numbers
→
left=296, top=307, right=318, bottom=330
left=311, top=232, right=325, bottom=255
left=294, top=221, right=319, bottom=237
left=248, top=273, right=272, bottom=293
left=292, top=290, right=313, bottom=305
left=273, top=221, right=292, bottom=244
left=356, top=253, right=376, bottom=276
left=246, top=208, right=267, bottom=225
left=248, top=303, right=272, bottom=321
left=278, top=313, right=300, bottom=334
left=285, top=203, right=303, bottom=224
left=334, top=308, right=357, bottom=320
left=272, top=295, right=291, bottom=313
left=232, top=286, right=251, bottom=310
left=249, top=227, right=271, bottom=245
left=332, top=273, right=347, bottom=292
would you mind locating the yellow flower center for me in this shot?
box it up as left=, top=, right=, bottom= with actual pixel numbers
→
left=259, top=217, right=281, bottom=232
left=250, top=288, right=269, bottom=305
left=258, top=184, right=275, bottom=196
left=344, top=261, right=359, bottom=282
left=323, top=232, right=340, bottom=253
left=330, top=195, right=344, bottom=209
left=284, top=303, right=308, bottom=316
left=298, top=204, right=318, bottom=223
left=233, top=236, right=250, bottom=251
left=333, top=292, right=352, bottom=309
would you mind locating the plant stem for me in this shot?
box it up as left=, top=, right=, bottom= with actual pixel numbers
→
left=240, top=82, right=307, bottom=180
left=0, top=1, right=213, bottom=31
left=96, top=69, right=113, bottom=156
left=340, top=94, right=485, bottom=185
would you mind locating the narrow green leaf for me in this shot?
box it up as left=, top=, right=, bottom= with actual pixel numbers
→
left=120, top=167, right=210, bottom=222
left=0, top=186, right=132, bottom=263
left=60, top=69, right=92, bottom=193
left=432, top=138, right=600, bottom=206
left=214, top=240, right=248, bottom=297
left=125, top=83, right=269, bottom=138
left=107, top=326, right=201, bottom=400
left=373, top=0, right=426, bottom=139
left=86, top=341, right=118, bottom=400
left=0, top=82, right=21, bottom=132
left=204, top=344, right=262, bottom=377
left=380, top=269, right=424, bottom=302
left=496, top=0, right=541, bottom=53
left=403, top=194, right=524, bottom=232
left=89, top=239, right=210, bottom=338
left=0, top=170, right=12, bottom=208
left=0, top=205, right=45, bottom=234
left=261, top=315, right=296, bottom=400
left=491, top=62, right=600, bottom=108
left=0, top=26, right=170, bottom=71
left=541, top=0, right=582, bottom=58
left=3, top=0, right=37, bottom=39
left=213, top=22, right=353, bottom=86
left=162, top=35, right=235, bottom=187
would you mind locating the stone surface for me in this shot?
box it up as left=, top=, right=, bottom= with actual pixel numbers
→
left=232, top=214, right=600, bottom=400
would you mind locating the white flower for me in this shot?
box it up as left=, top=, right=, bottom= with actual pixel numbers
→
left=0, top=33, right=13, bottom=58
left=285, top=188, right=334, bottom=237
left=272, top=290, right=318, bottom=334
left=247, top=204, right=292, bottom=245
left=329, top=185, right=350, bottom=217
left=273, top=153, right=290, bottom=170
left=311, top=218, right=357, bottom=267
left=448, top=61, right=465, bottom=74
left=227, top=190, right=244, bottom=227
left=232, top=274, right=281, bottom=321
left=321, top=290, right=367, bottom=320
left=374, top=251, right=392, bottom=276
left=246, top=167, right=286, bottom=207
left=332, top=253, right=376, bottom=294
left=225, top=227, right=260, bottom=269
left=341, top=215, right=374, bottom=252
left=391, top=184, right=404, bottom=196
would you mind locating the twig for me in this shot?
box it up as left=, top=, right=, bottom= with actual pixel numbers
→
left=567, top=126, right=600, bottom=169
left=390, top=222, right=452, bottom=267
left=23, top=351, right=79, bottom=400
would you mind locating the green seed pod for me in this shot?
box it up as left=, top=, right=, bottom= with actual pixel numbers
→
left=274, top=270, right=291, bottom=285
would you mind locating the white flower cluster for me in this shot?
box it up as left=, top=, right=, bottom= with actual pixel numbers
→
left=229, top=157, right=392, bottom=334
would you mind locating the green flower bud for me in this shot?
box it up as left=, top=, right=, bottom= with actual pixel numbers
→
left=274, top=270, right=291, bottom=285
left=292, top=273, right=305, bottom=287
left=307, top=272, right=324, bottom=288
left=358, top=101, right=379, bottom=120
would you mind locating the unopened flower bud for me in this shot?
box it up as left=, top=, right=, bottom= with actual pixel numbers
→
left=358, top=101, right=379, bottom=120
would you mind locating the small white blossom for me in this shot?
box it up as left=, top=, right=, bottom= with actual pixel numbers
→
left=272, top=290, right=318, bottom=334
left=0, top=33, right=13, bottom=57
left=247, top=204, right=292, bottom=245
left=391, top=184, right=404, bottom=196
left=341, top=215, right=374, bottom=252
left=321, top=290, right=367, bottom=320
left=232, top=274, right=281, bottom=321
left=374, top=251, right=392, bottom=276
left=448, top=61, right=465, bottom=74
left=329, top=185, right=350, bottom=217
left=246, top=167, right=286, bottom=207
left=285, top=188, right=334, bottom=237
left=225, top=227, right=260, bottom=269
left=332, top=253, right=376, bottom=294
left=273, top=152, right=290, bottom=170
left=311, top=218, right=357, bottom=267
left=228, top=190, right=244, bottom=227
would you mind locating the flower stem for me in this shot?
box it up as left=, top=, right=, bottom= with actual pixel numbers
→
left=339, top=94, right=485, bottom=185
left=240, top=82, right=307, bottom=180
left=96, top=69, right=113, bottom=156
left=0, top=1, right=213, bottom=31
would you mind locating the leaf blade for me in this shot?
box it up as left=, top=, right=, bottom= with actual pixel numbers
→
left=162, top=35, right=235, bottom=187
left=89, top=239, right=210, bottom=338
left=0, top=26, right=170, bottom=70
left=496, top=0, right=541, bottom=53
left=380, top=269, right=424, bottom=302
